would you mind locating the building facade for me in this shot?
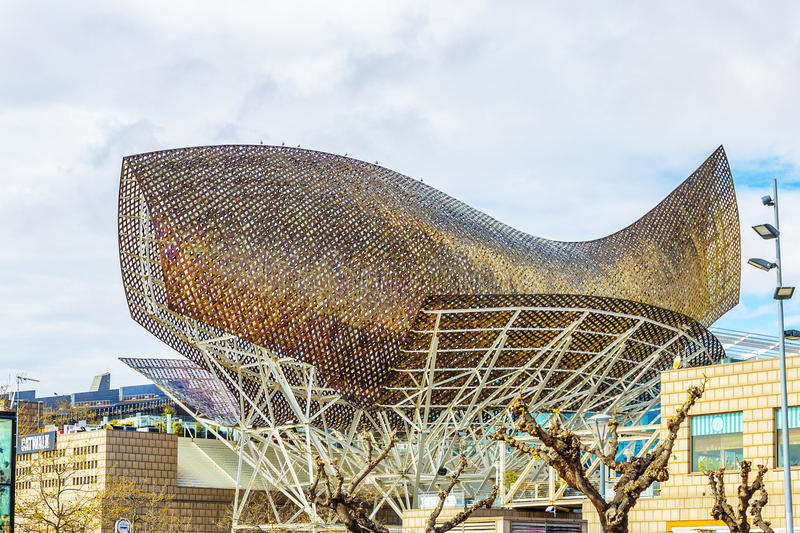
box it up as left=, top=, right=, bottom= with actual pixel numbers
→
left=581, top=355, right=800, bottom=532
left=15, top=429, right=254, bottom=532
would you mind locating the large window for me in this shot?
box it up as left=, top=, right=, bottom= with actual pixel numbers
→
left=776, top=407, right=800, bottom=467
left=691, top=412, right=743, bottom=472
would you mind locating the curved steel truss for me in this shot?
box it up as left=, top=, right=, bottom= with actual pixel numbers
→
left=123, top=295, right=719, bottom=529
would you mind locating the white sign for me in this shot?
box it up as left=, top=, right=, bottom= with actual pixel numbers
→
left=115, top=518, right=132, bottom=533
left=419, top=491, right=465, bottom=509
left=18, top=431, right=57, bottom=454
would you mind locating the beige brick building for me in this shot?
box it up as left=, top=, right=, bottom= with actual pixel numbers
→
left=582, top=356, right=800, bottom=532
left=15, top=429, right=251, bottom=532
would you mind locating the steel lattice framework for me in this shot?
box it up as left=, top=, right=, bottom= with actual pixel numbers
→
left=118, top=145, right=740, bottom=530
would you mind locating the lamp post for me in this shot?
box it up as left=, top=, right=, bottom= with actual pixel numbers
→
left=588, top=413, right=612, bottom=502
left=750, top=179, right=795, bottom=532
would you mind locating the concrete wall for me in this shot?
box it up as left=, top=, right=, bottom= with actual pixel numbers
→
left=581, top=355, right=800, bottom=532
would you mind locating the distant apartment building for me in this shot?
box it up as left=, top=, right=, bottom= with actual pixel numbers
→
left=15, top=428, right=260, bottom=532
left=7, top=372, right=182, bottom=423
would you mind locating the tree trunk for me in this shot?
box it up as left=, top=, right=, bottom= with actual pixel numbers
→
left=599, top=512, right=629, bottom=533
left=335, top=502, right=366, bottom=533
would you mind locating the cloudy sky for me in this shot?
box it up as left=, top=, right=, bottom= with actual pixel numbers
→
left=1, top=1, right=800, bottom=396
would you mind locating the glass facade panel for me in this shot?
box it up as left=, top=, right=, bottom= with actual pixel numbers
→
left=691, top=412, right=742, bottom=472
left=776, top=407, right=800, bottom=467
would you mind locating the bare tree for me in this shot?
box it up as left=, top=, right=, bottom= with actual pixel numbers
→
left=15, top=447, right=103, bottom=532
left=308, top=431, right=498, bottom=533
left=493, top=381, right=707, bottom=533
left=217, top=491, right=300, bottom=531
left=706, top=460, right=773, bottom=533
left=102, top=475, right=191, bottom=532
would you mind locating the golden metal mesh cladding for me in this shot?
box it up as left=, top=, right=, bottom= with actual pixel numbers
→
left=118, top=145, right=740, bottom=409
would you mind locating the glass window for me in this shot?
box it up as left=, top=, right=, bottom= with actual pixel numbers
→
left=776, top=407, right=800, bottom=467
left=691, top=412, right=743, bottom=472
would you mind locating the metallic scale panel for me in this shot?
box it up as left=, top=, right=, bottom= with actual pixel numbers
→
left=120, top=357, right=238, bottom=426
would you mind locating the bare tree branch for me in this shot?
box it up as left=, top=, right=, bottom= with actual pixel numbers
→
left=347, top=431, right=398, bottom=494
left=424, top=453, right=498, bottom=533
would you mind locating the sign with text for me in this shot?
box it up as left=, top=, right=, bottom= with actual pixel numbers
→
left=18, top=430, right=57, bottom=454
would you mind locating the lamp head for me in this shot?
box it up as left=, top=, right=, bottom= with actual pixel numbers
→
left=761, top=195, right=775, bottom=206
left=785, top=329, right=800, bottom=341
left=774, top=286, right=795, bottom=300
left=752, top=223, right=779, bottom=240
left=748, top=258, right=777, bottom=272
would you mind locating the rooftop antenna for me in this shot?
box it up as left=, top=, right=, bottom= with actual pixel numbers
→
left=11, top=374, right=39, bottom=409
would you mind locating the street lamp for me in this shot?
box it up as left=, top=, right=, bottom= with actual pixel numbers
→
left=588, top=413, right=612, bottom=500
left=749, top=179, right=794, bottom=532
left=785, top=330, right=800, bottom=341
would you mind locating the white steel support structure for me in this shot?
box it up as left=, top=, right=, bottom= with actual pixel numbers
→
left=122, top=190, right=722, bottom=531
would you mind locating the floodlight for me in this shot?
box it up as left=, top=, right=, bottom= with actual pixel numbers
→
left=784, top=329, right=800, bottom=341
left=762, top=195, right=775, bottom=206
left=774, top=287, right=795, bottom=300
left=752, top=223, right=780, bottom=240
left=748, top=258, right=777, bottom=272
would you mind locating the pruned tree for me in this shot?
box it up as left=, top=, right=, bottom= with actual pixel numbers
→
left=308, top=431, right=498, bottom=533
left=307, top=431, right=400, bottom=533
left=493, top=381, right=706, bottom=533
left=706, top=460, right=773, bottom=533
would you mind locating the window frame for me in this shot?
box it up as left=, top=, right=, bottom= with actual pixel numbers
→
left=774, top=406, right=800, bottom=470
left=689, top=411, right=744, bottom=473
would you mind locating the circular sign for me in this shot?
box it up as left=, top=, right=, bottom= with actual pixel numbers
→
left=711, top=416, right=724, bottom=433
left=115, top=518, right=132, bottom=533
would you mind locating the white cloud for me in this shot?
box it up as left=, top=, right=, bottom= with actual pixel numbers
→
left=2, top=1, right=800, bottom=394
